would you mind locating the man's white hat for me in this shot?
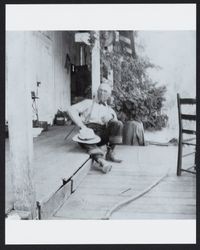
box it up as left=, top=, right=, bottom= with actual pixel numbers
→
left=72, top=128, right=101, bottom=144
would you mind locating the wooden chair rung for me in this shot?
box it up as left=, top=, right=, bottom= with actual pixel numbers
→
left=181, top=169, right=196, bottom=174
left=182, top=151, right=196, bottom=158
left=180, top=98, right=196, bottom=104
left=182, top=142, right=196, bottom=146
left=183, top=137, right=196, bottom=142
left=182, top=129, right=196, bottom=135
left=181, top=114, right=196, bottom=121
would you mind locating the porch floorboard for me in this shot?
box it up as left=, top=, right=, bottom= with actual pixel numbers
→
left=53, top=145, right=196, bottom=220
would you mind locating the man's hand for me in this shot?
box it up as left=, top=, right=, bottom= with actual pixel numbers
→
left=67, top=106, right=86, bottom=129
left=79, top=127, right=96, bottom=140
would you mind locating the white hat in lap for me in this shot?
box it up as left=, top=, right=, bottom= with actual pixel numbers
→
left=73, top=128, right=101, bottom=144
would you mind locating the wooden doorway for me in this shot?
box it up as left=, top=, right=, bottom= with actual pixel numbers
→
left=71, top=64, right=91, bottom=104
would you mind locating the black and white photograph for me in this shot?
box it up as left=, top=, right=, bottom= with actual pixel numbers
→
left=4, top=3, right=197, bottom=245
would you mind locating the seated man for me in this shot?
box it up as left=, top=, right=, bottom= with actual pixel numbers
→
left=67, top=83, right=123, bottom=173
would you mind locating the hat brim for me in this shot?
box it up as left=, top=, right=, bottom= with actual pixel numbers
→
left=72, top=134, right=101, bottom=144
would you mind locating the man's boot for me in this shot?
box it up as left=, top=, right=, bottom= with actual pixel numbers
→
left=93, top=155, right=112, bottom=173
left=105, top=145, right=122, bottom=163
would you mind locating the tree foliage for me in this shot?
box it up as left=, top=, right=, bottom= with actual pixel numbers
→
left=100, top=31, right=168, bottom=130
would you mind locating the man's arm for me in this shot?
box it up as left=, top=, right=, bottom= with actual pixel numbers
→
left=67, top=99, right=92, bottom=129
left=67, top=105, right=86, bottom=129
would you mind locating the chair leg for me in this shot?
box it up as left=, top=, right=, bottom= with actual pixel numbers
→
left=177, top=137, right=182, bottom=176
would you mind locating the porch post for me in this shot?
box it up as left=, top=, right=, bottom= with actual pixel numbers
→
left=91, top=31, right=100, bottom=97
left=7, top=32, right=36, bottom=219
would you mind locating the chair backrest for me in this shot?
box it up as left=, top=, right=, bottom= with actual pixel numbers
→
left=177, top=93, right=196, bottom=136
left=177, top=93, right=196, bottom=175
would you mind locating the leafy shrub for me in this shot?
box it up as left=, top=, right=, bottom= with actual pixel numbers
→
left=100, top=31, right=168, bottom=130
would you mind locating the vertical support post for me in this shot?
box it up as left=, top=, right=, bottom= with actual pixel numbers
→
left=107, top=42, right=114, bottom=89
left=80, top=45, right=83, bottom=66
left=91, top=31, right=100, bottom=97
left=7, top=32, right=36, bottom=218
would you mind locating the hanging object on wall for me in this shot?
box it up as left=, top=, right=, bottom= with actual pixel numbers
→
left=31, top=90, right=39, bottom=122
left=64, top=53, right=71, bottom=73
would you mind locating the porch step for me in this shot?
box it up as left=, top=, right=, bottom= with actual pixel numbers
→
left=33, top=125, right=91, bottom=219
left=6, top=125, right=91, bottom=219
left=34, top=144, right=90, bottom=202
left=37, top=158, right=92, bottom=220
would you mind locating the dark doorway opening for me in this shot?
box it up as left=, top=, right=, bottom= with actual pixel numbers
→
left=71, top=64, right=91, bottom=104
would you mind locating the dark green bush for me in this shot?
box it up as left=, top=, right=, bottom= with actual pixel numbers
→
left=100, top=31, right=168, bottom=130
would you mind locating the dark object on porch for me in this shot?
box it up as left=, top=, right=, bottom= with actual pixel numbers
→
left=5, top=121, right=9, bottom=138
left=177, top=93, right=196, bottom=176
left=54, top=110, right=66, bottom=126
left=123, top=120, right=145, bottom=146
left=55, top=117, right=65, bottom=126
left=33, top=120, right=48, bottom=131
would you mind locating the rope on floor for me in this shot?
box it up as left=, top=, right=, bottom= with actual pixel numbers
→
left=103, top=166, right=172, bottom=219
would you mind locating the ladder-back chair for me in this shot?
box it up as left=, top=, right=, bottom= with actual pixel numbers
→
left=177, top=93, right=196, bottom=176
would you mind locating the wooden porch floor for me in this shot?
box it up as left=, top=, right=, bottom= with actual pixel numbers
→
left=52, top=145, right=196, bottom=220
left=6, top=125, right=196, bottom=219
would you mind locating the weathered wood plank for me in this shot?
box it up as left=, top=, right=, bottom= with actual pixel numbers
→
left=74, top=187, right=140, bottom=196
left=111, top=212, right=196, bottom=220
left=34, top=141, right=90, bottom=201
left=75, top=182, right=195, bottom=193
left=116, top=196, right=196, bottom=205
left=139, top=190, right=196, bottom=199
left=58, top=193, right=196, bottom=211
left=53, top=208, right=196, bottom=220
left=53, top=145, right=196, bottom=220
left=71, top=159, right=92, bottom=192
left=54, top=204, right=196, bottom=220
left=81, top=170, right=195, bottom=185
left=114, top=203, right=196, bottom=215
left=54, top=210, right=107, bottom=220
left=38, top=180, right=72, bottom=220
left=73, top=186, right=196, bottom=198
left=37, top=156, right=93, bottom=219
left=55, top=193, right=195, bottom=220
